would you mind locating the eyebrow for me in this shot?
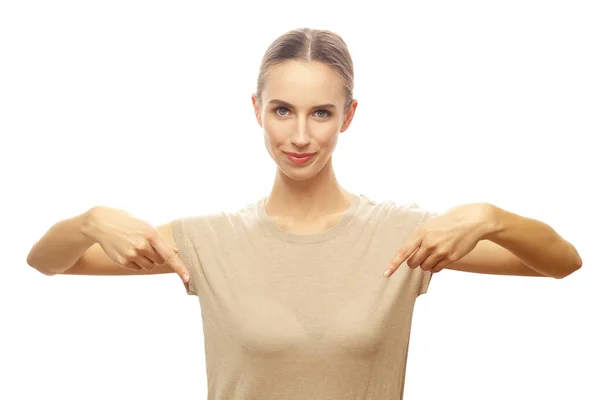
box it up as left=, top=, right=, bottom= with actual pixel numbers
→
left=267, top=99, right=337, bottom=109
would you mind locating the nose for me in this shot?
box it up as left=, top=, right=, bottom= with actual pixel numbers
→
left=290, top=119, right=311, bottom=147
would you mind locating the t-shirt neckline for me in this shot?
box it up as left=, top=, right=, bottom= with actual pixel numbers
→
left=256, top=192, right=364, bottom=243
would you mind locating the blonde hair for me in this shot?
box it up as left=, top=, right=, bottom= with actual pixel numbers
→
left=255, top=28, right=355, bottom=114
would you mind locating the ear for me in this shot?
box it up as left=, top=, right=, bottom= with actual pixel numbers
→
left=340, top=99, right=358, bottom=133
left=251, top=94, right=263, bottom=127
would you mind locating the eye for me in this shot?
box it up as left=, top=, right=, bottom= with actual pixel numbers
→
left=274, top=107, right=332, bottom=119
left=275, top=107, right=289, bottom=116
left=315, top=110, right=332, bottom=119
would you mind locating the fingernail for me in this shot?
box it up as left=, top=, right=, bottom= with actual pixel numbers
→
left=183, top=274, right=189, bottom=282
left=383, top=269, right=391, bottom=277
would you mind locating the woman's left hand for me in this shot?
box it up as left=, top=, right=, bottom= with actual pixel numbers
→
left=384, top=203, right=495, bottom=277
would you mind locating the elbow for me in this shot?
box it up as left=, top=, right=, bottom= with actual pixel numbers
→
left=26, top=255, right=57, bottom=277
left=555, top=244, right=583, bottom=279
left=569, top=257, right=583, bottom=277
left=38, top=268, right=58, bottom=277
left=566, top=247, right=583, bottom=277
left=554, top=260, right=582, bottom=280
left=575, top=252, right=583, bottom=270
left=26, top=254, right=39, bottom=271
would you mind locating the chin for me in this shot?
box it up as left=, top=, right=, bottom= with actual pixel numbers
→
left=279, top=161, right=326, bottom=182
left=280, top=169, right=317, bottom=182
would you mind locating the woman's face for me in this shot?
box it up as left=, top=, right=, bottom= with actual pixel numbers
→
left=252, top=60, right=358, bottom=181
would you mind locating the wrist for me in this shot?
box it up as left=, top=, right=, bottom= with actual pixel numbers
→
left=479, top=203, right=504, bottom=241
left=79, top=206, right=104, bottom=244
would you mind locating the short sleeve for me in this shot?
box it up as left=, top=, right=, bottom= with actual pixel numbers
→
left=171, top=217, right=204, bottom=296
left=418, top=210, right=440, bottom=296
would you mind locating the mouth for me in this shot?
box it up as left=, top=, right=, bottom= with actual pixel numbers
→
left=284, top=152, right=316, bottom=165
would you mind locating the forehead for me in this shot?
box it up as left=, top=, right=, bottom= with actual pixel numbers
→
left=263, top=60, right=345, bottom=106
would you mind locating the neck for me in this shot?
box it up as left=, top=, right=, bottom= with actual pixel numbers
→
left=265, top=157, right=352, bottom=220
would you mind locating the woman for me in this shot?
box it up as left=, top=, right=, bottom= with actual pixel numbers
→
left=27, top=28, right=582, bottom=399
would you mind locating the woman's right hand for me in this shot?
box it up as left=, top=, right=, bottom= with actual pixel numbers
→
left=83, top=206, right=189, bottom=284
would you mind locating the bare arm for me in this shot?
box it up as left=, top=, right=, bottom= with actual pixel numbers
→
left=27, top=208, right=98, bottom=276
left=26, top=206, right=189, bottom=292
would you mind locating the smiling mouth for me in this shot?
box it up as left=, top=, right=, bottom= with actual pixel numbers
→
left=284, top=152, right=316, bottom=165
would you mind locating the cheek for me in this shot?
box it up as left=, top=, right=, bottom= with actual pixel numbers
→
left=312, top=125, right=340, bottom=148
left=264, top=130, right=286, bottom=152
left=263, top=119, right=287, bottom=144
left=263, top=126, right=285, bottom=160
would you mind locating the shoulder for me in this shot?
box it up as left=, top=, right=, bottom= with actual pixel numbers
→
left=173, top=199, right=261, bottom=239
left=360, top=195, right=436, bottom=228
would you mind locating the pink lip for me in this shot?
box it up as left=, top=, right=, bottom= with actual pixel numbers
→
left=285, top=152, right=316, bottom=157
left=285, top=152, right=316, bottom=165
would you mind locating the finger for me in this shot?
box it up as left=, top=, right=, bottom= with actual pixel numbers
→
left=135, top=255, right=155, bottom=270
left=431, top=257, right=453, bottom=273
left=124, top=261, right=143, bottom=271
left=385, top=237, right=421, bottom=277
left=141, top=246, right=165, bottom=265
left=419, top=252, right=445, bottom=271
left=430, top=261, right=445, bottom=273
left=407, top=245, right=431, bottom=270
left=149, top=234, right=189, bottom=283
left=145, top=247, right=179, bottom=265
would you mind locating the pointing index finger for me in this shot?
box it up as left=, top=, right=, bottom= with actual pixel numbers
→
left=385, top=236, right=421, bottom=277
left=150, top=234, right=189, bottom=282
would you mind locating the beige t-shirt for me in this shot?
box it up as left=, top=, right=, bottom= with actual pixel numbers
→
left=173, top=193, right=436, bottom=399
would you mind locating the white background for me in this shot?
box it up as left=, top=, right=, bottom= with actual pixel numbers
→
left=2, top=0, right=598, bottom=399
